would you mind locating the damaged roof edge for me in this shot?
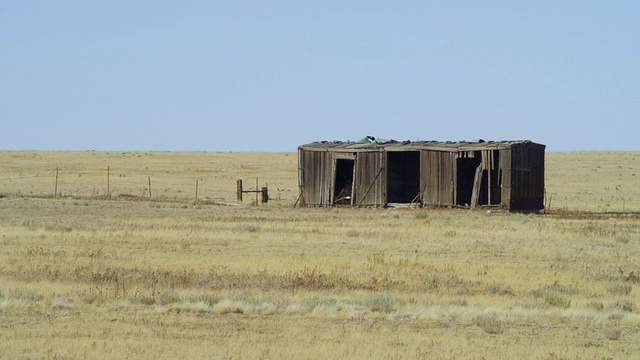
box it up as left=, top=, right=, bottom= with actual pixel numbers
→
left=298, top=138, right=545, bottom=152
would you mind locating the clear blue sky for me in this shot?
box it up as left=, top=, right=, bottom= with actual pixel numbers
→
left=1, top=1, right=638, bottom=151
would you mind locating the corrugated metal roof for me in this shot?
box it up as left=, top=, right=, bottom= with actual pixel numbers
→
left=299, top=138, right=545, bottom=152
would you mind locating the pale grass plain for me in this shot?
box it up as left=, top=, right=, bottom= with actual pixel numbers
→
left=1, top=150, right=640, bottom=359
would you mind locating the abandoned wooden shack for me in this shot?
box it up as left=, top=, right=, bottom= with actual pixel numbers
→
left=297, top=138, right=545, bottom=211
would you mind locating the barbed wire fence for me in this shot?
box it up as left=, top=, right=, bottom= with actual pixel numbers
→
left=1, top=166, right=636, bottom=211
left=0, top=166, right=271, bottom=205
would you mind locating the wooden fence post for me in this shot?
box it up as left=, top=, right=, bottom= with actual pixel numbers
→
left=237, top=178, right=268, bottom=204
left=54, top=167, right=59, bottom=198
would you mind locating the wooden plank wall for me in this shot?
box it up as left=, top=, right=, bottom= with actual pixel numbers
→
left=300, top=143, right=544, bottom=210
left=421, top=151, right=456, bottom=206
left=499, top=149, right=512, bottom=208
left=299, top=150, right=333, bottom=206
left=509, top=144, right=545, bottom=210
left=354, top=151, right=385, bottom=206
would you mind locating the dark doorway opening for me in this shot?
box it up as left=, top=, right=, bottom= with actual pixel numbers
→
left=488, top=151, right=501, bottom=205
left=333, top=159, right=354, bottom=205
left=387, top=151, right=420, bottom=203
left=456, top=151, right=501, bottom=207
left=456, top=152, right=484, bottom=206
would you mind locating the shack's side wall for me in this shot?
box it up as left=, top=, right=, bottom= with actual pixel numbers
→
left=499, top=149, right=512, bottom=208
left=420, top=150, right=456, bottom=206
left=298, top=150, right=333, bottom=206
left=509, top=144, right=545, bottom=210
left=354, top=151, right=386, bottom=206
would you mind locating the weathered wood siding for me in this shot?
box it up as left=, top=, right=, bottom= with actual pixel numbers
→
left=298, top=150, right=333, bottom=206
left=298, top=140, right=544, bottom=211
left=509, top=144, right=545, bottom=210
left=420, top=150, right=456, bottom=206
left=354, top=151, right=385, bottom=206
left=499, top=149, right=512, bottom=208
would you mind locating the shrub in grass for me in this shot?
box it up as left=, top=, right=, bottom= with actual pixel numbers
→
left=424, top=273, right=440, bottom=290
left=129, top=294, right=156, bottom=306
left=345, top=229, right=360, bottom=238
left=518, top=299, right=549, bottom=310
left=188, top=293, right=221, bottom=307
left=230, top=290, right=260, bottom=305
left=303, top=296, right=336, bottom=311
left=604, top=327, right=623, bottom=340
left=448, top=297, right=468, bottom=307
left=606, top=300, right=635, bottom=312
left=530, top=283, right=577, bottom=308
left=540, top=282, right=581, bottom=295
left=615, top=235, right=630, bottom=244
left=545, top=292, right=571, bottom=308
left=16, top=289, right=44, bottom=303
left=606, top=283, right=632, bottom=295
left=156, top=291, right=181, bottom=305
left=583, top=342, right=602, bottom=348
left=530, top=288, right=571, bottom=308
left=83, top=293, right=104, bottom=306
left=52, top=299, right=76, bottom=311
left=443, top=230, right=456, bottom=238
left=214, top=300, right=245, bottom=315
left=586, top=300, right=604, bottom=311
left=487, top=284, right=514, bottom=296
left=474, top=314, right=504, bottom=335
left=364, top=292, right=395, bottom=313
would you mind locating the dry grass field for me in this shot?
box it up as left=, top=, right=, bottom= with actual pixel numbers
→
left=1, top=150, right=640, bottom=359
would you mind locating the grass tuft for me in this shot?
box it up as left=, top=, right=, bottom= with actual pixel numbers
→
left=487, top=284, right=514, bottom=296
left=414, top=212, right=429, bottom=220
left=606, top=300, right=635, bottom=312
left=15, top=289, right=44, bottom=303
left=129, top=294, right=156, bottom=306
left=448, top=297, right=468, bottom=307
left=243, top=223, right=260, bottom=232
left=83, top=293, right=104, bottom=306
left=187, top=293, right=221, bottom=307
left=364, top=292, right=395, bottom=313
left=345, top=229, right=360, bottom=238
left=539, top=282, right=581, bottom=295
left=474, top=313, right=504, bottom=334
left=586, top=300, right=604, bottom=311
left=303, top=296, right=336, bottom=311
left=604, top=327, right=623, bottom=340
left=156, top=291, right=181, bottom=305
left=214, top=299, right=245, bottom=315
left=530, top=284, right=572, bottom=308
left=606, top=283, right=632, bottom=295
left=52, top=299, right=76, bottom=311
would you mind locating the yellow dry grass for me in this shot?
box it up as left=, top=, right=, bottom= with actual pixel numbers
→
left=1, top=150, right=640, bottom=359
left=546, top=151, right=640, bottom=212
